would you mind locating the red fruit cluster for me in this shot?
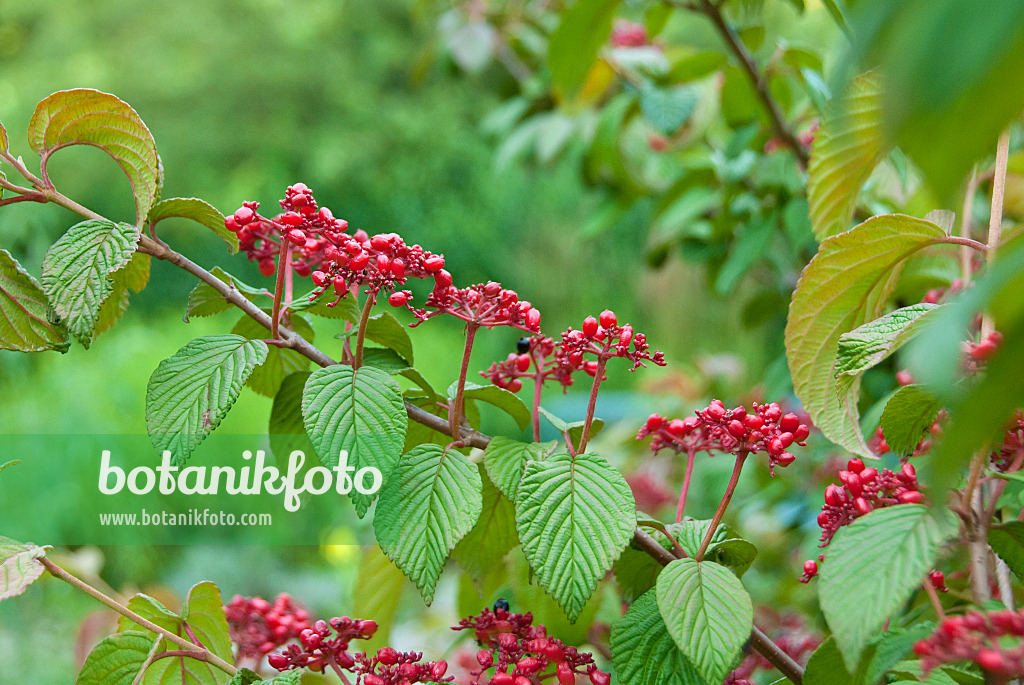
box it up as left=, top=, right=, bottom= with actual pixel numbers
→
left=637, top=400, right=810, bottom=475
left=311, top=231, right=446, bottom=305
left=267, top=616, right=378, bottom=673
left=408, top=280, right=542, bottom=333
left=225, top=593, right=312, bottom=661
left=930, top=570, right=948, bottom=593
left=226, top=183, right=349, bottom=277
left=453, top=606, right=608, bottom=685
left=559, top=310, right=666, bottom=373
left=967, top=330, right=1004, bottom=363
left=914, top=609, right=1024, bottom=676
left=610, top=20, right=648, bottom=47
left=480, top=336, right=576, bottom=394
left=991, top=409, right=1024, bottom=472
left=351, top=647, right=452, bottom=685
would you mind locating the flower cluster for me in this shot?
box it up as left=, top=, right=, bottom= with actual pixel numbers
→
left=801, top=459, right=924, bottom=582
left=637, top=400, right=810, bottom=475
left=914, top=609, right=1024, bottom=676
left=226, top=183, right=349, bottom=277
left=560, top=310, right=666, bottom=373
left=267, top=616, right=378, bottom=674
left=453, top=604, right=609, bottom=685
left=480, top=336, right=576, bottom=393
left=225, top=593, right=312, bottom=661
left=408, top=280, right=542, bottom=332
left=351, top=647, right=452, bottom=685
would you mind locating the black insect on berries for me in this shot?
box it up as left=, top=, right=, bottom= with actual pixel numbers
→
left=516, top=338, right=531, bottom=354
left=493, top=598, right=510, bottom=612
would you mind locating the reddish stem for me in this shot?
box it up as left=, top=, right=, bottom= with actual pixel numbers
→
left=576, top=357, right=608, bottom=454
left=676, top=448, right=698, bottom=524
left=270, top=240, right=290, bottom=339
left=696, top=450, right=749, bottom=561
left=450, top=323, right=480, bottom=442
left=353, top=292, right=376, bottom=369
left=531, top=374, right=543, bottom=443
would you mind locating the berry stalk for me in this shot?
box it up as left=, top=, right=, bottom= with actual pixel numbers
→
left=676, top=448, right=697, bottom=524
left=577, top=357, right=608, bottom=454
left=450, top=322, right=480, bottom=442
left=353, top=292, right=377, bottom=369
left=696, top=449, right=749, bottom=561
left=270, top=240, right=290, bottom=339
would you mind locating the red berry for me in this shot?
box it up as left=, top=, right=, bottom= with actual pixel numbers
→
left=776, top=451, right=796, bottom=466
left=507, top=379, right=523, bottom=393
left=599, top=309, right=617, bottom=329
left=646, top=414, right=665, bottom=431
left=978, top=649, right=1006, bottom=673
left=727, top=420, right=746, bottom=439
left=778, top=432, right=794, bottom=448
left=364, top=676, right=385, bottom=685
left=434, top=269, right=453, bottom=287
left=516, top=354, right=531, bottom=372
left=424, top=255, right=445, bottom=272
left=901, top=463, right=917, bottom=481
left=287, top=229, right=306, bottom=245
left=584, top=361, right=599, bottom=377
left=311, top=271, right=328, bottom=287
left=847, top=458, right=865, bottom=473
left=853, top=497, right=872, bottom=516
left=360, top=619, right=378, bottom=637
left=280, top=211, right=303, bottom=227
left=896, top=370, right=914, bottom=386
left=233, top=207, right=256, bottom=224
left=526, top=308, right=541, bottom=329
left=259, top=259, right=276, bottom=277
left=619, top=324, right=633, bottom=347
left=803, top=559, right=818, bottom=576
left=432, top=661, right=448, bottom=678
left=390, top=258, right=405, bottom=279
left=491, top=674, right=514, bottom=685
left=377, top=647, right=399, bottom=665
left=477, top=649, right=494, bottom=668
left=590, top=670, right=611, bottom=685
left=267, top=653, right=289, bottom=670
left=371, top=235, right=390, bottom=251
left=376, top=254, right=390, bottom=272
left=517, top=657, right=542, bottom=674
left=389, top=292, right=409, bottom=307
left=793, top=425, right=810, bottom=442
left=780, top=413, right=800, bottom=433
left=582, top=316, right=599, bottom=337
left=707, top=403, right=726, bottom=421
left=768, top=438, right=784, bottom=456
left=557, top=662, right=575, bottom=685
left=859, top=467, right=877, bottom=483
left=744, top=415, right=764, bottom=430
left=224, top=216, right=241, bottom=232
left=349, top=252, right=369, bottom=271
left=333, top=275, right=347, bottom=295
left=898, top=490, right=925, bottom=504
left=666, top=419, right=686, bottom=436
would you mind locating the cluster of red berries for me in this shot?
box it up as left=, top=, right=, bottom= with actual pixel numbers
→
left=225, top=593, right=312, bottom=661
left=480, top=336, right=576, bottom=393
left=266, top=616, right=378, bottom=674
left=351, top=648, right=452, bottom=685
left=966, top=330, right=1004, bottom=366
left=992, top=409, right=1024, bottom=472
left=226, top=183, right=349, bottom=277
left=914, top=609, right=1024, bottom=676
left=406, top=280, right=542, bottom=333
left=726, top=611, right=819, bottom=685
left=800, top=459, right=924, bottom=582
left=610, top=20, right=648, bottom=47
left=453, top=603, right=609, bottom=685
left=560, top=310, right=666, bottom=373
left=637, top=400, right=810, bottom=475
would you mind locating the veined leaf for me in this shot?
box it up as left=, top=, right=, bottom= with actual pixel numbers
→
left=363, top=311, right=414, bottom=364
left=656, top=558, right=753, bottom=685
left=453, top=467, right=519, bottom=590
left=549, top=0, right=622, bottom=102
left=28, top=89, right=161, bottom=223
left=147, top=197, right=237, bottom=254
left=75, top=631, right=154, bottom=685
left=146, top=334, right=268, bottom=465
left=451, top=381, right=532, bottom=431
left=374, top=444, right=483, bottom=603
left=516, top=452, right=635, bottom=621
left=231, top=312, right=312, bottom=397
left=0, top=535, right=48, bottom=602
left=353, top=545, right=411, bottom=651
left=807, top=72, right=887, bottom=241
left=185, top=267, right=270, bottom=321
left=93, top=252, right=150, bottom=338
left=484, top=437, right=553, bottom=502
left=786, top=214, right=949, bottom=457
left=835, top=304, right=940, bottom=395
left=0, top=249, right=69, bottom=352
left=880, top=385, right=942, bottom=457
left=290, top=288, right=360, bottom=321
left=302, top=364, right=407, bottom=517
left=611, top=590, right=704, bottom=685
left=803, top=637, right=858, bottom=685
left=820, top=504, right=954, bottom=670
left=268, top=371, right=315, bottom=463
left=989, top=522, right=1024, bottom=581
left=41, top=219, right=141, bottom=348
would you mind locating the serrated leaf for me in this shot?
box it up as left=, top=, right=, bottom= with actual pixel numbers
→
left=453, top=467, right=519, bottom=590
left=451, top=382, right=531, bottom=431
left=374, top=444, right=483, bottom=603
left=146, top=334, right=268, bottom=465
left=361, top=347, right=412, bottom=374
left=0, top=535, right=48, bottom=602
left=538, top=407, right=604, bottom=446
left=116, top=593, right=182, bottom=634
left=231, top=312, right=312, bottom=397
left=290, top=288, right=360, bottom=321
left=353, top=545, right=411, bottom=651
left=807, top=71, right=887, bottom=240
left=880, top=385, right=943, bottom=457
left=302, top=364, right=407, bottom=517
left=28, top=89, right=160, bottom=223
left=484, top=437, right=553, bottom=502
left=147, top=197, right=237, bottom=254
left=611, top=590, right=704, bottom=685
left=226, top=670, right=262, bottom=685
left=864, top=624, right=936, bottom=685
left=185, top=267, right=270, bottom=321
left=41, top=219, right=141, bottom=348
left=361, top=311, right=414, bottom=364
left=516, top=452, right=636, bottom=621
left=75, top=630, right=153, bottom=685
left=0, top=249, right=69, bottom=352
left=989, top=522, right=1024, bottom=581
left=94, top=251, right=150, bottom=338
left=785, top=214, right=949, bottom=457
left=656, top=558, right=753, bottom=684
left=803, top=637, right=857, bottom=685
left=269, top=371, right=315, bottom=463
left=549, top=0, right=622, bottom=101
left=820, top=505, right=954, bottom=670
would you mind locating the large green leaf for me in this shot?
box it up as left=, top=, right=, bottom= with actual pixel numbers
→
left=989, top=522, right=1024, bottom=581
left=0, top=535, right=48, bottom=602
left=879, top=385, right=942, bottom=457
left=28, top=89, right=161, bottom=223
left=301, top=364, right=407, bottom=517
left=611, top=590, right=704, bottom=685
left=268, top=371, right=315, bottom=463
left=353, top=545, right=411, bottom=651
left=516, top=452, right=636, bottom=621
left=94, top=252, right=150, bottom=338
left=483, top=437, right=552, bottom=502
left=453, top=467, right=519, bottom=590
left=374, top=444, right=483, bottom=603
left=185, top=267, right=270, bottom=321
left=0, top=249, right=69, bottom=352
left=786, top=214, right=948, bottom=457
left=231, top=312, right=312, bottom=397
left=451, top=381, right=532, bottom=431
left=819, top=504, right=954, bottom=670
left=803, top=637, right=857, bottom=685
left=835, top=304, right=940, bottom=395
left=75, top=631, right=154, bottom=685
left=146, top=334, right=268, bottom=465
left=41, top=219, right=141, bottom=348
left=147, top=197, right=237, bottom=253
left=656, top=558, right=753, bottom=685
left=290, top=288, right=360, bottom=321
left=807, top=72, right=886, bottom=241
left=362, top=311, right=414, bottom=363
left=548, top=0, right=622, bottom=101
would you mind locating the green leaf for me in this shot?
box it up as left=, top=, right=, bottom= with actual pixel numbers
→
left=706, top=538, right=758, bottom=577
left=374, top=444, right=483, bottom=603
left=538, top=406, right=605, bottom=446
left=880, top=385, right=942, bottom=457
left=785, top=214, right=949, bottom=457
left=548, top=0, right=622, bottom=101
left=803, top=637, right=861, bottom=685
left=361, top=347, right=412, bottom=374
left=0, top=460, right=20, bottom=476
left=0, top=120, right=7, bottom=151
left=640, top=82, right=697, bottom=135
left=714, top=210, right=777, bottom=295
left=353, top=545, right=411, bottom=652
left=453, top=467, right=518, bottom=590
left=75, top=631, right=154, bottom=685
left=484, top=437, right=553, bottom=502
left=835, top=304, right=941, bottom=395
left=289, top=288, right=360, bottom=321
left=41, top=219, right=141, bottom=348
left=302, top=364, right=407, bottom=517
left=451, top=381, right=532, bottom=431
left=807, top=71, right=887, bottom=240
left=28, top=89, right=161, bottom=223
left=611, top=590, right=704, bottom=685
left=185, top=267, right=270, bottom=321
left=516, top=452, right=636, bottom=621
left=116, top=592, right=183, bottom=634
left=656, top=558, right=753, bottom=685
left=94, top=252, right=150, bottom=338
left=147, top=197, right=237, bottom=254
left=989, top=522, right=1024, bottom=581
left=0, top=535, right=48, bottom=602
left=820, top=504, right=954, bottom=670
left=0, top=249, right=69, bottom=352
left=268, top=371, right=315, bottom=463
left=231, top=312, right=312, bottom=397
left=864, top=624, right=936, bottom=685
left=362, top=311, right=414, bottom=363
left=146, top=334, right=269, bottom=465
left=226, top=670, right=262, bottom=685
